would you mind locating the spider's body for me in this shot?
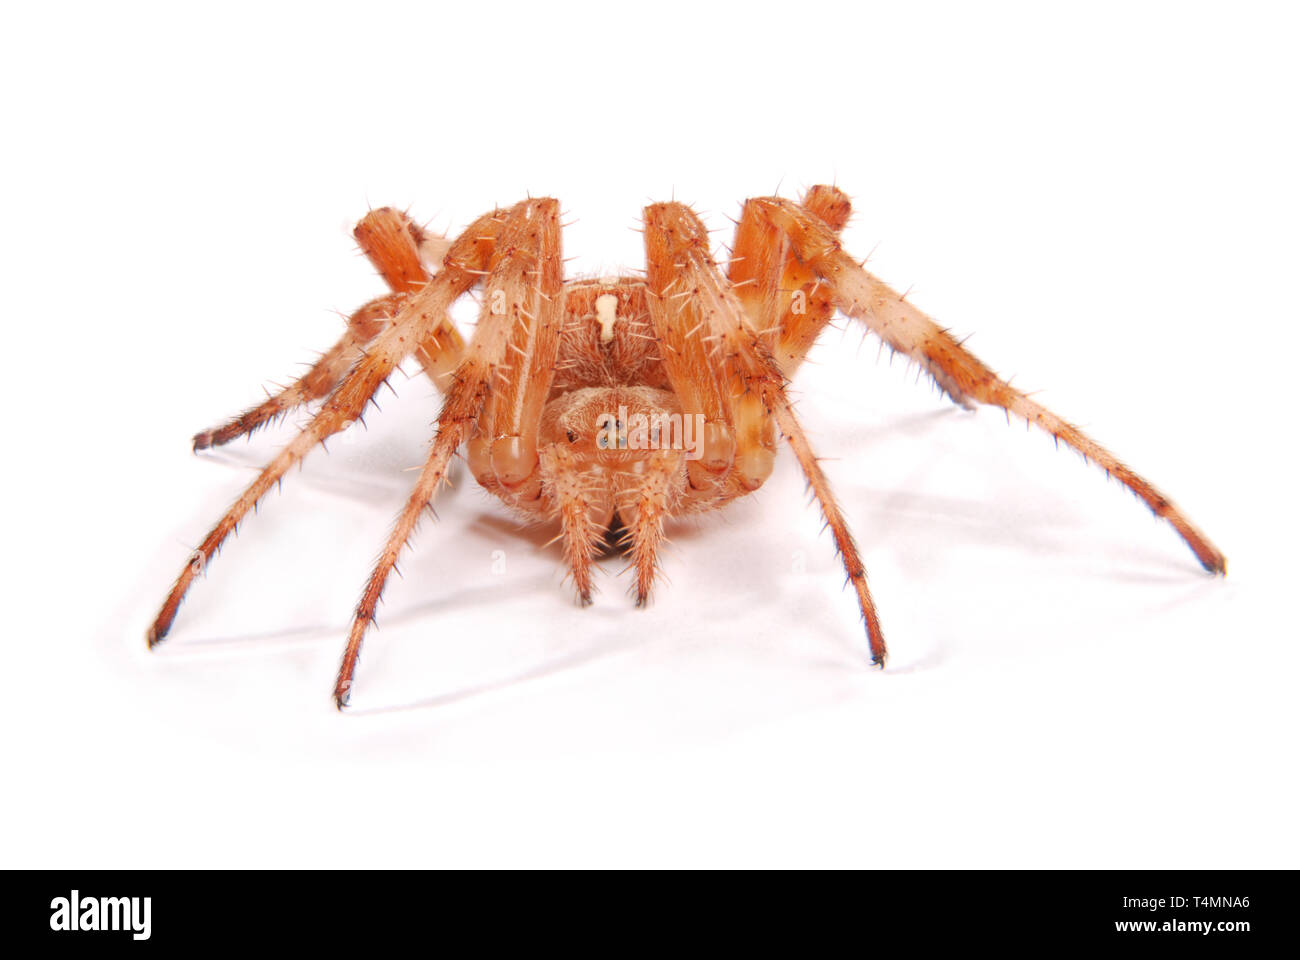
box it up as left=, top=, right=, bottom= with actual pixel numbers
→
left=477, top=276, right=754, bottom=528
left=150, top=187, right=1225, bottom=708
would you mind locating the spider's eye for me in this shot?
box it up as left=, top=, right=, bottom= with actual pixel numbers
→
left=566, top=430, right=578, bottom=443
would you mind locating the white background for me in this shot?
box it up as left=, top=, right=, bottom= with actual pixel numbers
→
left=2, top=1, right=1296, bottom=868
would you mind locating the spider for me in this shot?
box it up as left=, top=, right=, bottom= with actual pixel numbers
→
left=149, top=186, right=1226, bottom=709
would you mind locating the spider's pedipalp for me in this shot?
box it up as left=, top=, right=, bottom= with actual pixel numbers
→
left=615, top=448, right=682, bottom=606
left=539, top=444, right=604, bottom=605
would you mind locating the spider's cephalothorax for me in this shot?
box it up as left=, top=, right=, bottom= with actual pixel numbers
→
left=150, top=187, right=1225, bottom=708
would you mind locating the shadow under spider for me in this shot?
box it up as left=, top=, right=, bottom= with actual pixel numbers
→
left=152, top=572, right=562, bottom=654
left=343, top=638, right=651, bottom=717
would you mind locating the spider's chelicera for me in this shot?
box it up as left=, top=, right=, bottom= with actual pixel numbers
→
left=149, top=187, right=1226, bottom=708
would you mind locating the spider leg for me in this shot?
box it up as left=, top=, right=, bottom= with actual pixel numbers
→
left=355, top=207, right=467, bottom=392
left=642, top=229, right=736, bottom=498
left=334, top=198, right=564, bottom=709
left=700, top=184, right=857, bottom=498
left=729, top=186, right=874, bottom=384
left=148, top=205, right=513, bottom=647
left=192, top=209, right=465, bottom=450
left=644, top=202, right=887, bottom=665
left=754, top=194, right=1227, bottom=575
left=192, top=291, right=407, bottom=450
left=463, top=211, right=566, bottom=502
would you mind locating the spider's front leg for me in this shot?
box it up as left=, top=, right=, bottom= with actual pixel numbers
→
left=334, top=198, right=565, bottom=709
left=753, top=192, right=1226, bottom=575
left=644, top=202, right=888, bottom=665
left=191, top=208, right=465, bottom=451
left=148, top=205, right=511, bottom=647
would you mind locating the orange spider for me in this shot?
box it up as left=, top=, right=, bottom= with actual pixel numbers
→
left=149, top=187, right=1226, bottom=708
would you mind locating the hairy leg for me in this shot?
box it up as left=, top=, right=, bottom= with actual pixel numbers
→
left=729, top=184, right=850, bottom=379
left=192, top=209, right=465, bottom=450
left=717, top=185, right=855, bottom=495
left=148, top=206, right=512, bottom=646
left=643, top=223, right=736, bottom=497
left=355, top=207, right=466, bottom=392
left=468, top=212, right=566, bottom=502
left=192, top=292, right=407, bottom=450
left=754, top=195, right=1226, bottom=574
left=334, top=198, right=564, bottom=708
left=644, top=201, right=888, bottom=664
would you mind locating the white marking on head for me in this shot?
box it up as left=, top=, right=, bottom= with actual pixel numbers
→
left=596, top=293, right=618, bottom=344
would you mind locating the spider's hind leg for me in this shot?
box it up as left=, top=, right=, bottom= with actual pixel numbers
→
left=192, top=208, right=465, bottom=451
left=149, top=205, right=511, bottom=647
left=192, top=291, right=407, bottom=450
left=754, top=192, right=1226, bottom=574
